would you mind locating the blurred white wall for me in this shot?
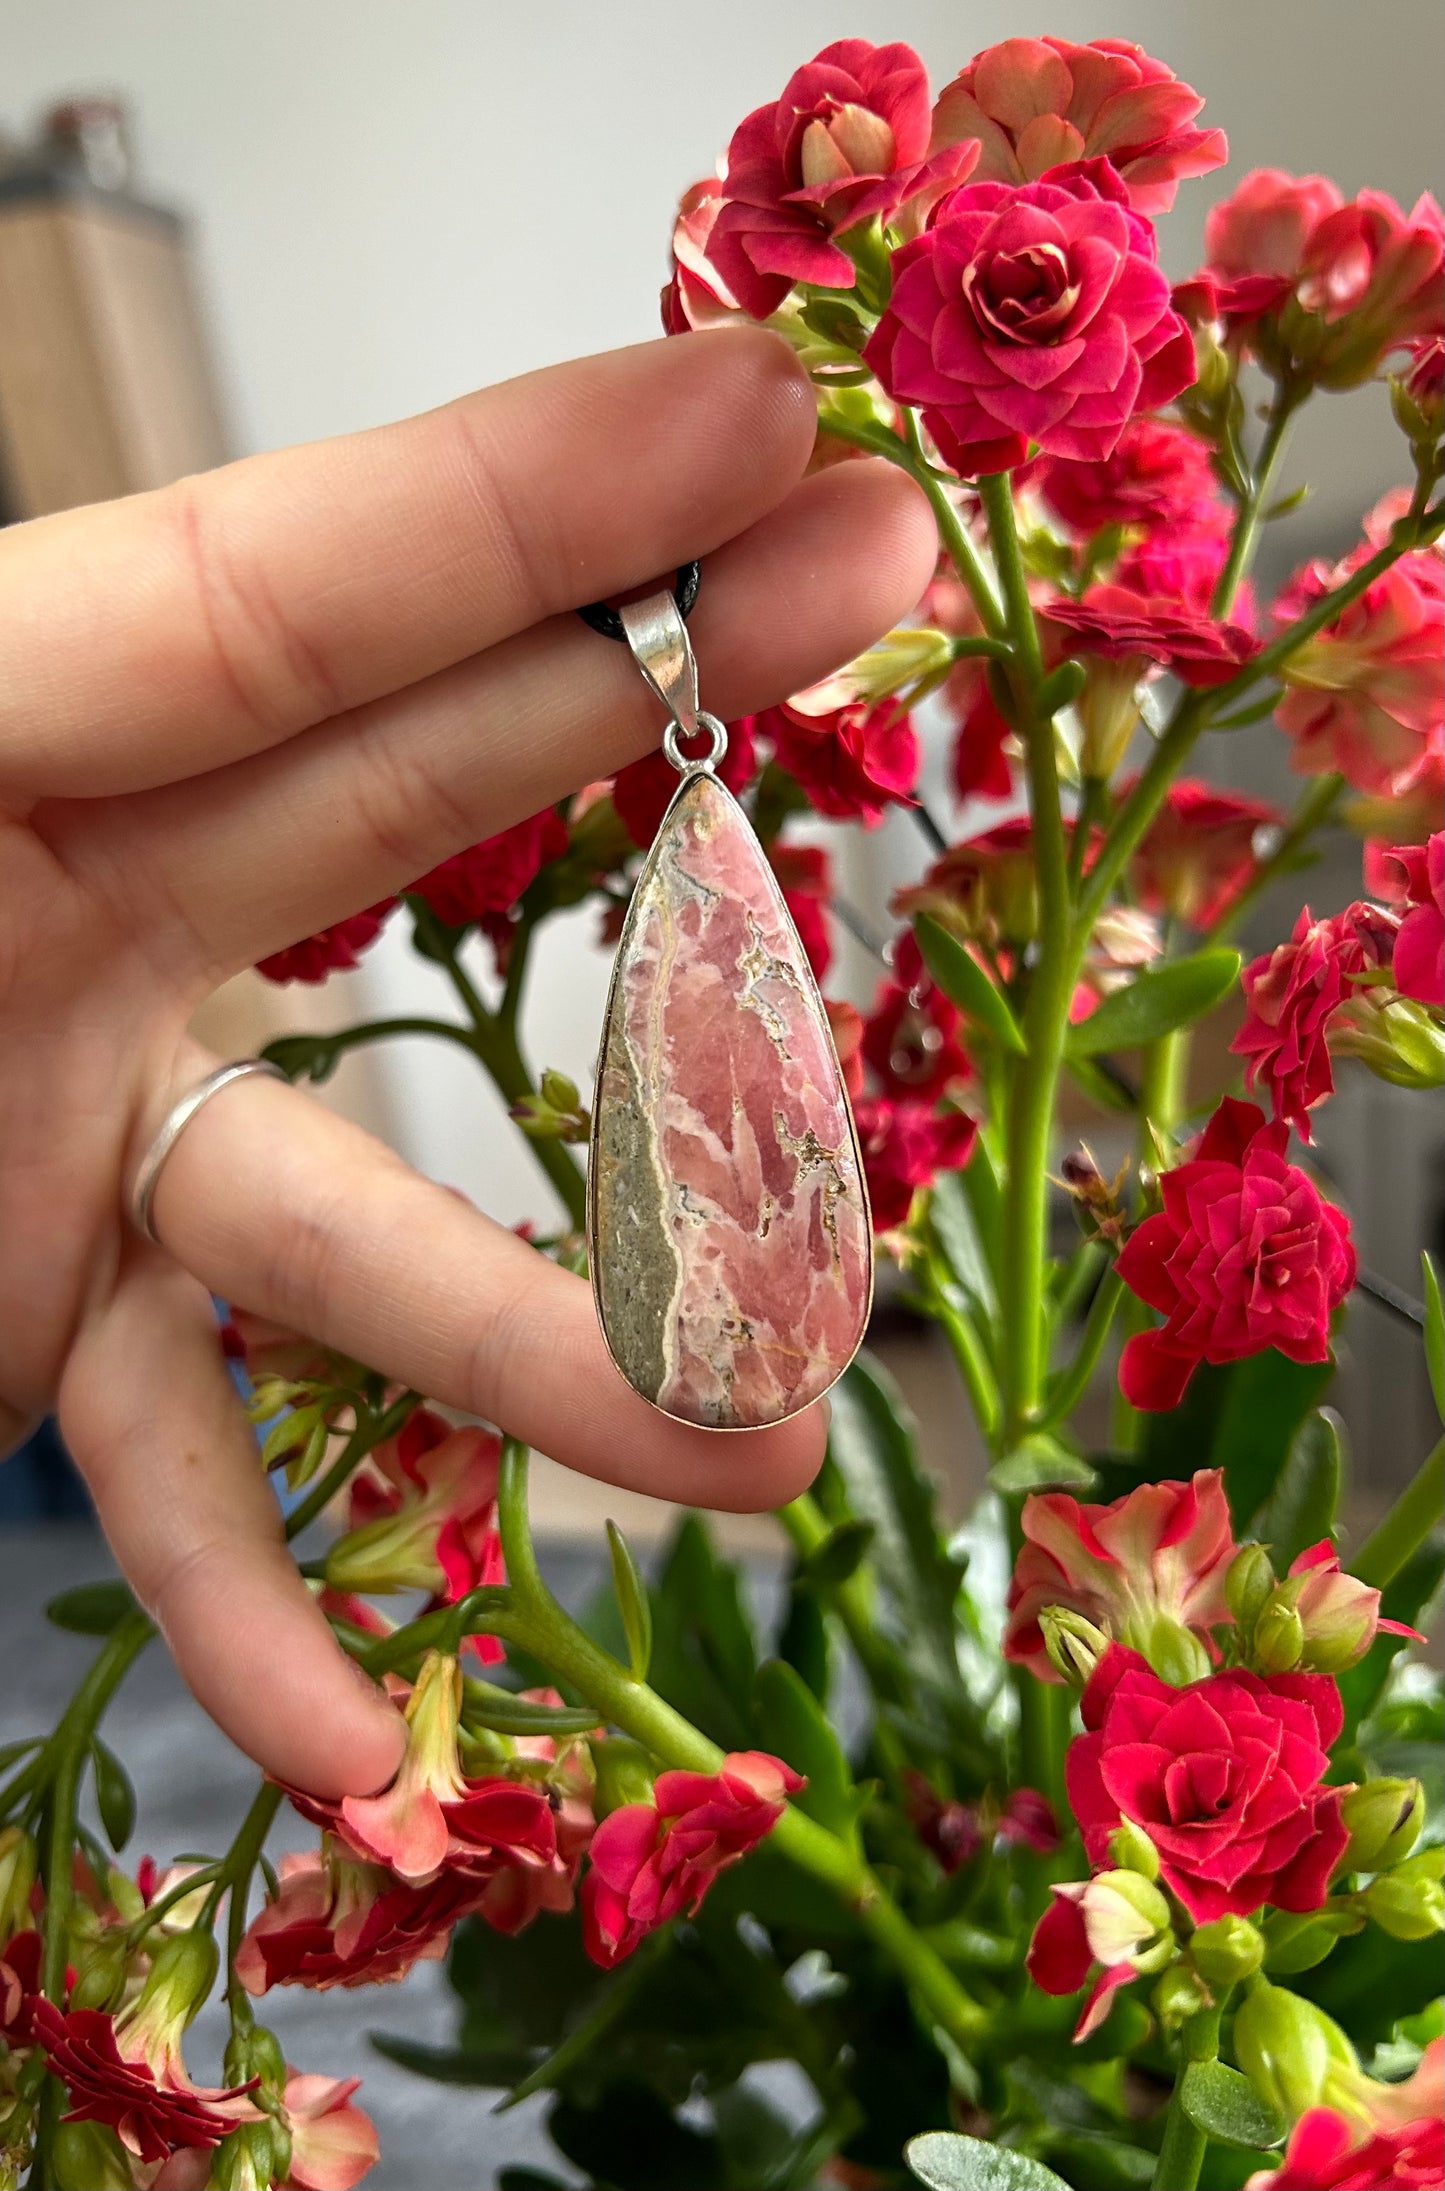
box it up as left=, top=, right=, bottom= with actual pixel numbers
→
left=4, top=0, right=1441, bottom=1228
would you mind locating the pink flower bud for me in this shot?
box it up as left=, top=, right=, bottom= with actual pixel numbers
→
left=1285, top=1541, right=1424, bottom=1673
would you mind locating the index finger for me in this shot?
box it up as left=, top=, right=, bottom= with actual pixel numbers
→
left=0, top=329, right=815, bottom=799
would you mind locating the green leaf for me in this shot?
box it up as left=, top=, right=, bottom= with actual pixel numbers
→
left=906, top=2133, right=1075, bottom=2191
left=606, top=1520, right=653, bottom=1684
left=0, top=1738, right=42, bottom=1776
left=1136, top=1351, right=1336, bottom=1531
left=825, top=1355, right=963, bottom=1701
left=990, top=1434, right=1097, bottom=1495
left=916, top=916, right=1026, bottom=1054
left=930, top=1169, right=1000, bottom=1334
left=752, top=1659, right=858, bottom=1845
left=645, top=1514, right=758, bottom=1751
left=1255, top=1408, right=1345, bottom=1568
left=1065, top=948, right=1241, bottom=1059
left=369, top=2034, right=509, bottom=2088
left=261, top=1031, right=340, bottom=1084
left=1424, top=1253, right=1444, bottom=1421
left=45, top=1581, right=137, bottom=1636
left=777, top=1575, right=830, bottom=1703
left=1179, top=2059, right=1287, bottom=2150
left=799, top=1519, right=875, bottom=1587
left=90, top=1739, right=136, bottom=1852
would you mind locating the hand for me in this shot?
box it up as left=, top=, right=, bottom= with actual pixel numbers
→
left=0, top=329, right=934, bottom=1796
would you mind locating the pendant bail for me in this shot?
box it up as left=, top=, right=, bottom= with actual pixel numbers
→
left=619, top=590, right=699, bottom=737
left=618, top=589, right=731, bottom=777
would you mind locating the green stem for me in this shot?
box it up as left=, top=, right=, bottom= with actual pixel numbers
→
left=1151, top=2003, right=1223, bottom=2191
left=1142, top=1029, right=1188, bottom=1140
left=276, top=1017, right=485, bottom=1071
left=903, top=412, right=1006, bottom=637
left=486, top=1449, right=988, bottom=2049
left=776, top=1494, right=901, bottom=1703
left=1212, top=773, right=1346, bottom=945
left=30, top=1613, right=154, bottom=2187
left=977, top=473, right=1073, bottom=1444
left=1351, top=1438, right=1445, bottom=1589
left=220, top=1783, right=284, bottom=2006
left=283, top=1389, right=420, bottom=1541
left=1205, top=497, right=1440, bottom=722
left=815, top=407, right=1005, bottom=638
left=1040, top=1266, right=1124, bottom=1432
left=1211, top=383, right=1302, bottom=617
left=439, top=943, right=587, bottom=1229
left=37, top=1613, right=154, bottom=2001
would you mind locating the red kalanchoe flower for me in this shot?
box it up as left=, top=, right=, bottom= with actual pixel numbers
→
left=1005, top=1468, right=1237, bottom=1683
left=409, top=808, right=568, bottom=927
left=1043, top=584, right=1259, bottom=687
left=853, top=1096, right=977, bottom=1233
left=1274, top=545, right=1443, bottom=797
left=895, top=817, right=1050, bottom=948
left=0, top=1926, right=41, bottom=2049
left=1398, top=332, right=1445, bottom=438
left=581, top=1751, right=802, bottom=1969
left=1198, top=168, right=1346, bottom=320
left=1068, top=1643, right=1349, bottom=1922
left=863, top=977, right=973, bottom=1102
left=1130, top=777, right=1282, bottom=929
left=34, top=1982, right=260, bottom=2169
left=1243, top=2039, right=1445, bottom=2190
left=1027, top=1867, right=1175, bottom=2039
left=1385, top=833, right=1445, bottom=1005
left=281, top=2070, right=380, bottom=2191
left=864, top=161, right=1195, bottom=476
left=328, top=1407, right=506, bottom=1661
left=612, top=719, right=757, bottom=849
left=661, top=176, right=741, bottom=332
left=1115, top=1097, right=1356, bottom=1412
left=1112, top=522, right=1241, bottom=616
left=1246, top=2107, right=1444, bottom=2191
left=999, top=1788, right=1061, bottom=1854
left=286, top=1655, right=590, bottom=1931
left=1196, top=170, right=1444, bottom=385
left=948, top=685, right=1015, bottom=803
left=257, top=902, right=395, bottom=985
left=768, top=841, right=834, bottom=980
left=759, top=697, right=919, bottom=824
left=902, top=1770, right=982, bottom=1874
left=235, top=1848, right=480, bottom=1994
left=1233, top=903, right=1400, bottom=1140
left=706, top=40, right=979, bottom=318
left=931, top=37, right=1226, bottom=214
left=1038, top=416, right=1225, bottom=540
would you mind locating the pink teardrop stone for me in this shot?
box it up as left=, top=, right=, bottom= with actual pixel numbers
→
left=590, top=771, right=871, bottom=1428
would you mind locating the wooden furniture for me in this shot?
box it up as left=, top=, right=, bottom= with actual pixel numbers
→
left=0, top=167, right=228, bottom=520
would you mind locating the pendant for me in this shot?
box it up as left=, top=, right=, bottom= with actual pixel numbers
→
left=588, top=592, right=872, bottom=1430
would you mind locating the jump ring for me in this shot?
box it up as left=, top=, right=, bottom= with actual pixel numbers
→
left=129, top=1059, right=289, bottom=1246
left=576, top=561, right=700, bottom=642
left=662, top=710, right=728, bottom=775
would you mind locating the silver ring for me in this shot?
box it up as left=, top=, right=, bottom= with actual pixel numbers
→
left=129, top=1059, right=288, bottom=1246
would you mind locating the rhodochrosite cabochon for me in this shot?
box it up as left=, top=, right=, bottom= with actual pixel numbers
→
left=590, top=767, right=872, bottom=1428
